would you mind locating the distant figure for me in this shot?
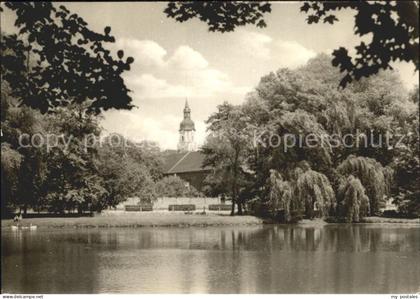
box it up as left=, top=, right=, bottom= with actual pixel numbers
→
left=13, top=213, right=22, bottom=226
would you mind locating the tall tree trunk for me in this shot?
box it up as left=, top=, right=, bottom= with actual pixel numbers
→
left=231, top=179, right=238, bottom=216
left=230, top=195, right=235, bottom=216
left=237, top=201, right=243, bottom=215
left=237, top=191, right=243, bottom=215
left=232, top=150, right=241, bottom=215
left=230, top=171, right=236, bottom=215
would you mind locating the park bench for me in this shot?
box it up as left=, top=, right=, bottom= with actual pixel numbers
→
left=208, top=204, right=231, bottom=211
left=124, top=204, right=153, bottom=212
left=168, top=204, right=196, bottom=211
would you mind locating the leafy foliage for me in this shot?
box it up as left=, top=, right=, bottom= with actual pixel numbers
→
left=164, top=1, right=419, bottom=87
left=390, top=109, right=420, bottom=217
left=295, top=169, right=335, bottom=218
left=1, top=82, right=48, bottom=214
left=267, top=170, right=292, bottom=222
left=155, top=175, right=201, bottom=198
left=96, top=136, right=162, bottom=207
left=303, top=1, right=419, bottom=87
left=208, top=54, right=417, bottom=221
left=164, top=1, right=271, bottom=33
left=337, top=175, right=370, bottom=222
left=1, top=143, right=22, bottom=216
left=202, top=102, right=254, bottom=215
left=40, top=102, right=106, bottom=213
left=337, top=155, right=391, bottom=216
left=1, top=100, right=164, bottom=214
left=0, top=2, right=160, bottom=216
left=2, top=2, right=134, bottom=114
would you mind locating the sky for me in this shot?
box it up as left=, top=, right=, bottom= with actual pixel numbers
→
left=2, top=2, right=418, bottom=149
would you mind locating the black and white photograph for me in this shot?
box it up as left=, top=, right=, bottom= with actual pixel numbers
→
left=1, top=1, right=419, bottom=296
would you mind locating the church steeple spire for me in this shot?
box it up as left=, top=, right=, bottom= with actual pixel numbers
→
left=178, top=98, right=196, bottom=152
left=183, top=98, right=191, bottom=119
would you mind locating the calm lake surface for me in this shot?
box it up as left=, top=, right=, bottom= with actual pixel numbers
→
left=2, top=224, right=420, bottom=293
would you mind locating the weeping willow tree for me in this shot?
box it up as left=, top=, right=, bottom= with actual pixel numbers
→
left=337, top=155, right=391, bottom=215
left=295, top=169, right=335, bottom=218
left=268, top=170, right=293, bottom=222
left=338, top=175, right=370, bottom=222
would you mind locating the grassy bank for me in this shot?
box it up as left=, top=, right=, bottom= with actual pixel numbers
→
left=362, top=216, right=420, bottom=224
left=1, top=212, right=264, bottom=229
left=1, top=213, right=418, bottom=229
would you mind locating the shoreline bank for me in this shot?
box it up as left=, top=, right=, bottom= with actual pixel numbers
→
left=1, top=213, right=263, bottom=229
left=1, top=213, right=419, bottom=229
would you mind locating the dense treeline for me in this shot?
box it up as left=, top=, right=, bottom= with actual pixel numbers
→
left=1, top=87, right=198, bottom=216
left=202, top=54, right=419, bottom=221
left=1, top=93, right=167, bottom=216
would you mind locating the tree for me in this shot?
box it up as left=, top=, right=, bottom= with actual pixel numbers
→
left=295, top=168, right=336, bottom=218
left=202, top=102, right=254, bottom=215
left=42, top=102, right=106, bottom=213
left=248, top=55, right=409, bottom=160
left=337, top=175, right=370, bottom=222
left=390, top=102, right=420, bottom=217
left=155, top=175, right=201, bottom=198
left=267, top=170, right=292, bottom=222
left=164, top=1, right=419, bottom=87
left=96, top=135, right=163, bottom=208
left=1, top=143, right=22, bottom=217
left=337, top=155, right=391, bottom=216
left=235, top=54, right=415, bottom=220
left=1, top=81, right=48, bottom=215
left=240, top=57, right=341, bottom=202
left=2, top=2, right=134, bottom=114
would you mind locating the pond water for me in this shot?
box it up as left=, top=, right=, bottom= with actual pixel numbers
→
left=2, top=224, right=420, bottom=293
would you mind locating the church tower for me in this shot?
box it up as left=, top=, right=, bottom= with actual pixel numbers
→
left=178, top=99, right=196, bottom=152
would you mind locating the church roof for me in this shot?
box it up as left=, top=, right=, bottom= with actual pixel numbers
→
left=163, top=151, right=212, bottom=174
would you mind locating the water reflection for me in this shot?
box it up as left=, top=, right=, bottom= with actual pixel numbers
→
left=2, top=224, right=419, bottom=293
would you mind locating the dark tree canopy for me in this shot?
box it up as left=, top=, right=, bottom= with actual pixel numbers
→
left=164, top=1, right=271, bottom=33
left=1, top=2, right=135, bottom=114
left=164, top=1, right=419, bottom=87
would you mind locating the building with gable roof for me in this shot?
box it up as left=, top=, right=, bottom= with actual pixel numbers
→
left=163, top=100, right=212, bottom=192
